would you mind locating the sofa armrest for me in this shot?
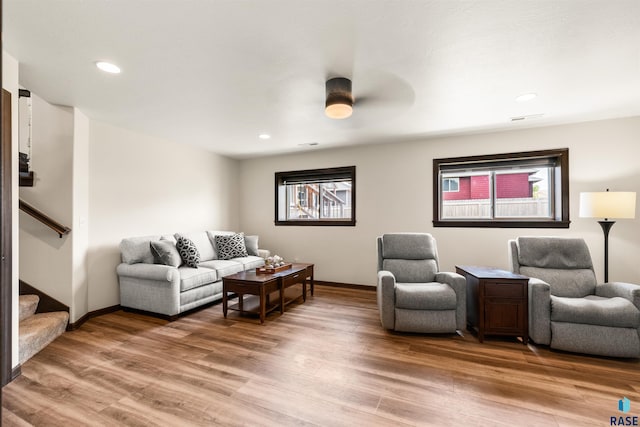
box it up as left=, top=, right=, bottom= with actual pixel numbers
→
left=116, top=263, right=178, bottom=283
left=117, top=263, right=182, bottom=316
left=596, top=282, right=640, bottom=310
left=377, top=270, right=396, bottom=330
left=435, top=271, right=467, bottom=330
left=258, top=249, right=270, bottom=259
left=528, top=278, right=551, bottom=345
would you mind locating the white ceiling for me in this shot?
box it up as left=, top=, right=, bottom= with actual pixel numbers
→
left=4, top=0, right=640, bottom=159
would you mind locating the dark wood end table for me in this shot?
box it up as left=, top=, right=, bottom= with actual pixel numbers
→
left=456, top=265, right=529, bottom=344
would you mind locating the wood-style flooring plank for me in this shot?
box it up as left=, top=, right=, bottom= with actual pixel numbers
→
left=3, top=285, right=639, bottom=426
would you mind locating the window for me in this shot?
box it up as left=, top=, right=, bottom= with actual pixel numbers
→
left=433, top=149, right=569, bottom=228
left=442, top=178, right=459, bottom=192
left=275, top=166, right=356, bottom=226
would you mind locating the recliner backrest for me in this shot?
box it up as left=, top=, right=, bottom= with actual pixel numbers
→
left=378, top=233, right=439, bottom=283
left=513, top=237, right=597, bottom=297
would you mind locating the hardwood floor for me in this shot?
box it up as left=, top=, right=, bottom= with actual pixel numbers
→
left=2, top=285, right=639, bottom=426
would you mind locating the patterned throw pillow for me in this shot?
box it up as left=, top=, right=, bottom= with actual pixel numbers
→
left=215, top=233, right=248, bottom=260
left=176, top=236, right=200, bottom=268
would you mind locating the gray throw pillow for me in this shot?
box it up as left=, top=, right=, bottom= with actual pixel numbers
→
left=215, top=233, right=248, bottom=260
left=244, top=235, right=259, bottom=256
left=150, top=240, right=182, bottom=267
left=176, top=236, right=200, bottom=268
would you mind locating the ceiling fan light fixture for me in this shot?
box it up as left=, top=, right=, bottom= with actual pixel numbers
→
left=325, top=103, right=353, bottom=119
left=325, top=77, right=353, bottom=119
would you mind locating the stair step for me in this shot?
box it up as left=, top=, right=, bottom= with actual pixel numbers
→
left=19, top=294, right=39, bottom=322
left=19, top=311, right=69, bottom=364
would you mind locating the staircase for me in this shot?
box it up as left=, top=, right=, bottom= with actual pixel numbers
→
left=18, top=294, right=69, bottom=364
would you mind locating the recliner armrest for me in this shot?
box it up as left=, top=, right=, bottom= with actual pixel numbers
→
left=596, top=282, right=640, bottom=310
left=377, top=270, right=396, bottom=330
left=528, top=278, right=552, bottom=345
left=434, top=271, right=465, bottom=294
left=435, top=271, right=467, bottom=330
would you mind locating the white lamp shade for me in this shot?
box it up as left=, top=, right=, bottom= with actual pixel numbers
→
left=579, top=191, right=636, bottom=219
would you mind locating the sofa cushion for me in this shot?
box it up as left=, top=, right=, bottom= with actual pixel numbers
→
left=198, top=259, right=244, bottom=278
left=150, top=240, right=182, bottom=267
left=120, top=235, right=162, bottom=264
left=180, top=280, right=223, bottom=307
left=178, top=266, right=217, bottom=292
left=244, top=235, right=260, bottom=256
left=176, top=236, right=200, bottom=268
left=215, top=233, right=248, bottom=260
left=551, top=295, right=640, bottom=328
left=230, top=255, right=265, bottom=270
left=175, top=231, right=216, bottom=262
left=395, top=282, right=457, bottom=310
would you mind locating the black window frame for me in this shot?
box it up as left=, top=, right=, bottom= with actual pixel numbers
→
left=275, top=166, right=356, bottom=226
left=433, top=148, right=570, bottom=228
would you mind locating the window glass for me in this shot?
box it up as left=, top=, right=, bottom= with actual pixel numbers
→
left=433, top=149, right=569, bottom=228
left=276, top=166, right=355, bottom=226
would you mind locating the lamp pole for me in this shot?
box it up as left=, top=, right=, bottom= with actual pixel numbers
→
left=580, top=189, right=636, bottom=284
left=598, top=220, right=615, bottom=283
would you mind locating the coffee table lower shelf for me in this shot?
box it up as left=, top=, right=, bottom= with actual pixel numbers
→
left=281, top=287, right=305, bottom=308
left=226, top=288, right=304, bottom=320
left=226, top=295, right=280, bottom=317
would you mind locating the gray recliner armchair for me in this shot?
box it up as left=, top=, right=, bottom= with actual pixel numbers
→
left=509, top=237, right=640, bottom=358
left=377, top=233, right=466, bottom=333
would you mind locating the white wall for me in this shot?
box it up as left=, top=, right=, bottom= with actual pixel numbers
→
left=19, top=94, right=74, bottom=309
left=71, top=108, right=90, bottom=321
left=3, top=51, right=21, bottom=369
left=239, top=116, right=640, bottom=286
left=87, top=120, right=239, bottom=311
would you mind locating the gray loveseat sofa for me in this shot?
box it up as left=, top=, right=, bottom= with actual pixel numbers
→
left=117, top=231, right=269, bottom=317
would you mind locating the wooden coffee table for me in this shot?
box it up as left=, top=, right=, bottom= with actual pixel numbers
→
left=222, top=263, right=314, bottom=324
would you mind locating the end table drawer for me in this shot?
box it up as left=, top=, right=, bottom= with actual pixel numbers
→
left=485, top=283, right=525, bottom=298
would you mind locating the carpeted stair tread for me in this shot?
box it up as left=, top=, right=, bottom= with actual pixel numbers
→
left=19, top=294, right=39, bottom=322
left=19, top=311, right=69, bottom=364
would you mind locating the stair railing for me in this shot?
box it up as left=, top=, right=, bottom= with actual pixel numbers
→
left=19, top=200, right=71, bottom=238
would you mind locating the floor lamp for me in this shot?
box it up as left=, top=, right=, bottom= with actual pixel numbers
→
left=579, top=190, right=636, bottom=282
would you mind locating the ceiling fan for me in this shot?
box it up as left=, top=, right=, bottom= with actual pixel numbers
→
left=325, top=77, right=354, bottom=119
left=323, top=73, right=415, bottom=123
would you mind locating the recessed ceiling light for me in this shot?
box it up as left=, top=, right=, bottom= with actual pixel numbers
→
left=516, top=93, right=537, bottom=102
left=96, top=61, right=121, bottom=74
left=258, top=134, right=271, bottom=140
